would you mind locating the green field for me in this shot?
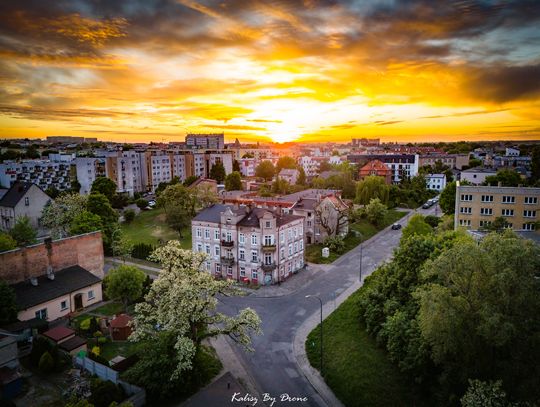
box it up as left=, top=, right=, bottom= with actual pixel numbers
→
left=121, top=208, right=191, bottom=248
left=306, top=209, right=407, bottom=264
left=306, top=289, right=429, bottom=407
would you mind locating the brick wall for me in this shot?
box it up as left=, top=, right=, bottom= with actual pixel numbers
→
left=0, top=232, right=104, bottom=284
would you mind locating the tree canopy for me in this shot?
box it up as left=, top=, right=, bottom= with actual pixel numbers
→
left=225, top=171, right=242, bottom=191
left=69, top=210, right=103, bottom=235
left=255, top=160, right=275, bottom=181
left=401, top=214, right=432, bottom=240
left=104, top=265, right=146, bottom=311
left=276, top=156, right=297, bottom=172
left=90, top=177, right=117, bottom=202
left=484, top=169, right=522, bottom=187
left=209, top=161, right=226, bottom=183
left=0, top=233, right=17, bottom=252
left=41, top=193, right=88, bottom=238
left=9, top=216, right=37, bottom=246
left=356, top=176, right=389, bottom=205
left=0, top=280, right=18, bottom=325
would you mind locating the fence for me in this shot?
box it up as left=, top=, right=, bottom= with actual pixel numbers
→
left=73, top=356, right=146, bottom=407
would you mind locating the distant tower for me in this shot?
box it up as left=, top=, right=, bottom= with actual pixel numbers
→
left=234, top=138, right=241, bottom=148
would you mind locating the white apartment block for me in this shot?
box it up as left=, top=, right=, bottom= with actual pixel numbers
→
left=239, top=158, right=256, bottom=177
left=192, top=204, right=305, bottom=285
left=74, top=157, right=106, bottom=195
left=186, top=133, right=225, bottom=149
left=145, top=154, right=173, bottom=191
left=0, top=160, right=72, bottom=191
left=298, top=156, right=319, bottom=177
left=425, top=173, right=446, bottom=192
left=104, top=151, right=145, bottom=195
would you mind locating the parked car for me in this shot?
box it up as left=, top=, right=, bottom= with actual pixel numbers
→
left=391, top=223, right=402, bottom=230
left=148, top=200, right=156, bottom=207
left=422, top=202, right=431, bottom=209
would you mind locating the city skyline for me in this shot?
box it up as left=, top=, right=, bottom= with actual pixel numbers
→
left=1, top=1, right=539, bottom=144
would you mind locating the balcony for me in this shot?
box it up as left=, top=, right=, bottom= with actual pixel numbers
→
left=261, top=243, right=276, bottom=252
left=261, top=262, right=277, bottom=272
left=221, top=240, right=234, bottom=247
left=220, top=256, right=235, bottom=266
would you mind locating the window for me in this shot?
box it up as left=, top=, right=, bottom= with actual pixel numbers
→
left=502, top=209, right=514, bottom=216
left=300, top=240, right=304, bottom=250
left=479, top=220, right=492, bottom=227
left=251, top=234, right=258, bottom=246
left=481, top=195, right=494, bottom=202
left=294, top=242, right=298, bottom=253
left=205, top=244, right=211, bottom=255
left=251, top=251, right=258, bottom=263
left=288, top=244, right=293, bottom=256
left=299, top=225, right=303, bottom=235
left=502, top=195, right=515, bottom=204
left=294, top=227, right=298, bottom=238
left=288, top=229, right=293, bottom=241
left=461, top=194, right=473, bottom=201
left=88, top=290, right=95, bottom=300
left=525, top=196, right=538, bottom=204
left=196, top=228, right=202, bottom=238
left=279, top=231, right=284, bottom=243
left=265, top=221, right=271, bottom=228
left=239, top=248, right=245, bottom=261
left=227, top=266, right=233, bottom=276
left=480, top=208, right=493, bottom=215
left=204, top=228, right=210, bottom=239
left=240, top=267, right=246, bottom=277
left=264, top=235, right=273, bottom=245
left=280, top=247, right=285, bottom=259
left=459, top=219, right=471, bottom=227
left=197, top=243, right=202, bottom=252
left=460, top=207, right=472, bottom=214
left=24, top=197, right=29, bottom=206
left=60, top=300, right=68, bottom=311
left=35, top=308, right=47, bottom=320
left=523, top=223, right=536, bottom=231
left=215, top=264, right=221, bottom=273
left=252, top=271, right=258, bottom=280
left=225, top=231, right=232, bottom=242
left=214, top=230, right=220, bottom=240
left=523, top=210, right=536, bottom=218
left=239, top=233, right=245, bottom=245
left=214, top=245, right=220, bottom=257
left=307, top=220, right=312, bottom=227
left=264, top=252, right=272, bottom=265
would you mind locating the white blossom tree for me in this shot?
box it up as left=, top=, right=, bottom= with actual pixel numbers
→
left=40, top=193, right=88, bottom=238
left=130, top=241, right=261, bottom=378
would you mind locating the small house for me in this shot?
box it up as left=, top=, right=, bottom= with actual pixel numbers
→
left=42, top=326, right=87, bottom=356
left=109, top=314, right=133, bottom=341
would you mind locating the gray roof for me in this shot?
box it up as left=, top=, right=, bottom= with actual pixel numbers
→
left=281, top=188, right=340, bottom=202
left=237, top=207, right=303, bottom=227
left=292, top=198, right=318, bottom=211
left=0, top=182, right=44, bottom=208
left=192, top=204, right=241, bottom=223
left=11, top=265, right=101, bottom=310
left=278, top=168, right=299, bottom=176
left=461, top=167, right=497, bottom=174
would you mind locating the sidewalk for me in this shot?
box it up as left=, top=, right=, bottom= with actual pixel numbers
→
left=105, top=257, right=161, bottom=277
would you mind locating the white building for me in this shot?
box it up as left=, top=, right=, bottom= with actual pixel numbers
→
left=0, top=182, right=51, bottom=231
left=239, top=158, right=256, bottom=177
left=460, top=168, right=497, bottom=185
left=505, top=147, right=520, bottom=157
left=186, top=133, right=225, bottom=149
left=298, top=156, right=319, bottom=177
left=0, top=160, right=72, bottom=191
left=74, top=157, right=106, bottom=195
left=425, top=174, right=447, bottom=191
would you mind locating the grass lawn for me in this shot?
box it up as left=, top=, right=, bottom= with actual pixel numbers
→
left=92, top=302, right=125, bottom=316
left=99, top=340, right=138, bottom=361
left=121, top=207, right=191, bottom=248
left=306, top=289, right=430, bottom=407
left=306, top=209, right=407, bottom=264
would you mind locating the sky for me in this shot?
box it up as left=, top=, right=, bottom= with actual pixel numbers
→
left=0, top=0, right=539, bottom=144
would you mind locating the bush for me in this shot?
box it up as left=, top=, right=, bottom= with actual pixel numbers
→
left=88, top=350, right=109, bottom=366
left=93, top=330, right=103, bottom=338
left=98, top=337, right=108, bottom=344
left=323, top=236, right=346, bottom=254
left=89, top=378, right=126, bottom=407
left=424, top=215, right=441, bottom=228
left=38, top=351, right=55, bottom=373
left=124, top=209, right=135, bottom=223
left=132, top=243, right=156, bottom=260
left=30, top=336, right=54, bottom=367
left=135, top=198, right=148, bottom=210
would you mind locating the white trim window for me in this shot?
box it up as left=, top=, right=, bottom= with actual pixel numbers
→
left=459, top=219, right=471, bottom=227
left=239, top=233, right=245, bottom=245
left=288, top=244, right=293, bottom=256
left=523, top=210, right=536, bottom=218
left=279, top=231, right=284, bottom=244
left=204, top=228, right=210, bottom=239
left=88, top=290, right=95, bottom=300
left=480, top=208, right=493, bottom=216
left=525, top=196, right=538, bottom=204
left=197, top=243, right=202, bottom=252
left=251, top=250, right=258, bottom=263
left=481, top=195, right=494, bottom=203
left=239, top=248, right=245, bottom=261
left=240, top=267, right=246, bottom=277
left=196, top=228, right=202, bottom=238
left=461, top=194, right=473, bottom=201
left=501, top=209, right=514, bottom=216
left=460, top=207, right=472, bottom=214
left=252, top=270, right=258, bottom=280
left=523, top=223, right=536, bottom=231
left=60, top=300, right=68, bottom=311
left=502, top=196, right=515, bottom=204
left=205, top=244, right=211, bottom=255
left=214, top=229, right=220, bottom=240
left=214, top=245, right=220, bottom=257
left=251, top=234, right=258, bottom=246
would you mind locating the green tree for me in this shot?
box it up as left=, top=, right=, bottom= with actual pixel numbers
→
left=87, top=193, right=119, bottom=225
left=124, top=209, right=136, bottom=223
left=136, top=198, right=148, bottom=210
left=209, top=161, right=226, bottom=183
left=90, top=177, right=117, bottom=202
left=104, top=265, right=146, bottom=311
left=183, top=175, right=198, bottom=187
left=271, top=177, right=291, bottom=194
left=255, top=160, right=276, bottom=181
left=41, top=193, right=88, bottom=238
left=468, top=158, right=482, bottom=168
left=439, top=181, right=457, bottom=214
left=38, top=351, right=55, bottom=373
left=401, top=214, right=432, bottom=240
left=232, top=159, right=240, bottom=172
left=461, top=380, right=509, bottom=407
left=165, top=205, right=191, bottom=237
left=45, top=186, right=61, bottom=199
left=276, top=156, right=297, bottom=172
left=297, top=167, right=306, bottom=186
left=158, top=183, right=198, bottom=218
left=0, top=233, right=17, bottom=252
left=225, top=171, right=242, bottom=191
left=9, top=216, right=37, bottom=246
left=484, top=169, right=522, bottom=187
left=364, top=198, right=387, bottom=226
left=70, top=210, right=103, bottom=235
left=356, top=176, right=389, bottom=205
left=0, top=280, right=18, bottom=325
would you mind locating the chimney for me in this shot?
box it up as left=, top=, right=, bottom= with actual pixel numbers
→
left=30, top=277, right=38, bottom=286
left=46, top=265, right=55, bottom=281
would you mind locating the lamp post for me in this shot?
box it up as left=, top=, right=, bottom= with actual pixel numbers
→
left=306, top=294, right=323, bottom=375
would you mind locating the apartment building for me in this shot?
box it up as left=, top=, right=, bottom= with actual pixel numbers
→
left=192, top=204, right=305, bottom=285
left=419, top=154, right=469, bottom=170
left=425, top=174, right=446, bottom=191
left=460, top=167, right=497, bottom=185
left=298, top=156, right=319, bottom=177
left=74, top=157, right=106, bottom=194
left=104, top=151, right=146, bottom=195
left=0, top=160, right=73, bottom=191
left=239, top=158, right=256, bottom=177
left=454, top=184, right=540, bottom=231
left=186, top=133, right=225, bottom=149
left=143, top=152, right=173, bottom=191
left=348, top=154, right=419, bottom=183
left=358, top=159, right=392, bottom=184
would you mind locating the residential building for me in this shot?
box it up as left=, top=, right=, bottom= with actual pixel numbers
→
left=298, top=156, right=319, bottom=177
left=348, top=154, right=419, bottom=183
left=104, top=151, right=145, bottom=195
left=425, top=174, right=447, bottom=192
left=0, top=182, right=51, bottom=231
left=239, top=158, right=257, bottom=177
left=143, top=152, right=173, bottom=191
left=352, top=138, right=380, bottom=148
left=192, top=204, right=305, bottom=285
left=419, top=154, right=469, bottom=170
left=186, top=133, right=225, bottom=150
left=358, top=159, right=392, bottom=184
left=505, top=147, right=520, bottom=157
left=0, top=160, right=73, bottom=191
left=454, top=184, right=540, bottom=231
left=74, top=157, right=106, bottom=195
left=278, top=168, right=300, bottom=185
left=46, top=136, right=97, bottom=144
left=460, top=167, right=497, bottom=185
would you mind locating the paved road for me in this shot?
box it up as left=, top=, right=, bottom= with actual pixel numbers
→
left=217, top=205, right=440, bottom=407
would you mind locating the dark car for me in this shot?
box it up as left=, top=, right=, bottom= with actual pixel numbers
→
left=391, top=223, right=402, bottom=230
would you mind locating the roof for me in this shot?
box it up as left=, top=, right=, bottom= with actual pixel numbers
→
left=425, top=173, right=446, bottom=179
left=0, top=318, right=48, bottom=333
left=237, top=207, right=303, bottom=227
left=359, top=159, right=391, bottom=173
left=43, top=326, right=75, bottom=342
left=461, top=167, right=497, bottom=174
left=278, top=168, right=299, bottom=176
left=192, top=204, right=239, bottom=223
left=11, top=265, right=102, bottom=310
left=0, top=181, right=42, bottom=208
left=110, top=314, right=132, bottom=328
left=58, top=335, right=87, bottom=351
left=281, top=188, right=340, bottom=202
left=189, top=178, right=217, bottom=188
left=292, top=198, right=318, bottom=211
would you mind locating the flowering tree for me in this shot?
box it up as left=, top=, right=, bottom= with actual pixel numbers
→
left=130, top=241, right=261, bottom=379
left=41, top=193, right=88, bottom=238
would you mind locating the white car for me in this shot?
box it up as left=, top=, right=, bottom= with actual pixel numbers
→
left=147, top=200, right=156, bottom=207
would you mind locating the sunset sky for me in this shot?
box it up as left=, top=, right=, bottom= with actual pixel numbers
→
left=0, top=0, right=539, bottom=144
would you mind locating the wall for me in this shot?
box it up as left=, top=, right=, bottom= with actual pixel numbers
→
left=0, top=232, right=104, bottom=284
left=13, top=185, right=51, bottom=229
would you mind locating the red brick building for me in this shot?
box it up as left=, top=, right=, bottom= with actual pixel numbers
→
left=358, top=160, right=392, bottom=184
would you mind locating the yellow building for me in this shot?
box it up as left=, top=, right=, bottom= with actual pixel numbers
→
left=454, top=183, right=540, bottom=231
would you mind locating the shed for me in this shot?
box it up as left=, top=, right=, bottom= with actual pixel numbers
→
left=42, top=326, right=75, bottom=344
left=109, top=314, right=133, bottom=341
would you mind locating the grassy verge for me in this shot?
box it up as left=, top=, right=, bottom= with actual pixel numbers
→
left=306, top=289, right=429, bottom=407
left=121, top=207, right=192, bottom=248
left=306, top=209, right=407, bottom=264
left=92, top=302, right=124, bottom=316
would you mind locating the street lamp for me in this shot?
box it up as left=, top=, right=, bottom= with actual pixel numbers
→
left=306, top=295, right=323, bottom=375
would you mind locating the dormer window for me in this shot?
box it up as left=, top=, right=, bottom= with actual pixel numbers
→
left=265, top=221, right=271, bottom=228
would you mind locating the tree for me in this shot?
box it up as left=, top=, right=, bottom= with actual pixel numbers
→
left=90, top=177, right=117, bottom=203
left=484, top=169, right=522, bottom=187
left=318, top=160, right=332, bottom=173
left=183, top=175, right=198, bottom=187
left=401, top=214, right=432, bottom=240
left=45, top=186, right=61, bottom=199
left=276, top=156, right=297, bottom=172
left=191, top=183, right=218, bottom=209
left=297, top=167, right=306, bottom=186
left=70, top=211, right=103, bottom=235
left=0, top=280, right=18, bottom=325
left=0, top=233, right=17, bottom=252
left=468, top=158, right=482, bottom=168
left=461, top=380, right=510, bottom=407
left=315, top=197, right=349, bottom=237
left=111, top=193, right=129, bottom=209
left=225, top=171, right=242, bottom=191
left=232, top=159, right=240, bottom=172
left=165, top=205, right=191, bottom=237
left=104, top=265, right=146, bottom=311
left=136, top=198, right=148, bottom=210
left=356, top=176, right=389, bottom=205
left=424, top=215, right=441, bottom=228
left=439, top=181, right=457, bottom=214
left=130, top=243, right=261, bottom=379
left=38, top=351, right=55, bottom=373
left=271, top=177, right=291, bottom=194
left=87, top=193, right=118, bottom=225
left=255, top=161, right=275, bottom=181
left=10, top=216, right=37, bottom=246
left=481, top=216, right=510, bottom=232
left=158, top=183, right=198, bottom=218
left=364, top=198, right=388, bottom=226
left=41, top=193, right=88, bottom=238
left=124, top=209, right=136, bottom=223
left=209, top=161, right=226, bottom=183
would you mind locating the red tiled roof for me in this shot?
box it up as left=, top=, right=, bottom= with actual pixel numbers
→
left=110, top=314, right=132, bottom=328
left=43, top=326, right=75, bottom=342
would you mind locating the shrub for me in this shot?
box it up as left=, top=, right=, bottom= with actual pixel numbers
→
left=38, top=351, right=54, bottom=373
left=131, top=243, right=156, bottom=260
left=323, top=236, right=346, bottom=254
left=98, top=337, right=107, bottom=344
left=424, top=215, right=441, bottom=228
left=135, top=198, right=148, bottom=210
left=91, top=346, right=101, bottom=356
left=79, top=317, right=92, bottom=331
left=89, top=317, right=100, bottom=335
left=123, top=209, right=135, bottom=223
left=88, top=350, right=109, bottom=366
left=30, top=336, right=53, bottom=367
left=89, top=378, right=126, bottom=407
left=93, top=330, right=103, bottom=338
